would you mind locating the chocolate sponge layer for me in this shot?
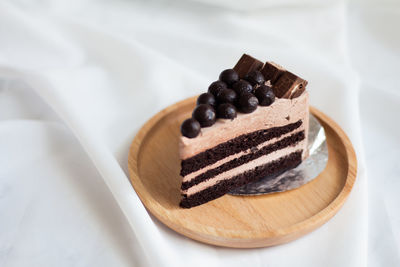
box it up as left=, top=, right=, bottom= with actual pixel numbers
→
left=180, top=120, right=302, bottom=176
left=180, top=151, right=302, bottom=208
left=181, top=130, right=305, bottom=190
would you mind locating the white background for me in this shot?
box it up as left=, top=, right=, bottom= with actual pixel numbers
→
left=0, top=0, right=399, bottom=266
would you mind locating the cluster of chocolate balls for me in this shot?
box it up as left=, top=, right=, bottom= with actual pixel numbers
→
left=181, top=68, right=275, bottom=138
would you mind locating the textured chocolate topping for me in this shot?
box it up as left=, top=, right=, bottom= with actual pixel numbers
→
left=260, top=61, right=286, bottom=84
left=192, top=104, right=216, bottom=127
left=181, top=118, right=201, bottom=138
left=217, top=103, right=237, bottom=119
left=219, top=69, right=239, bottom=86
left=238, top=92, right=258, bottom=113
left=217, top=88, right=237, bottom=104
left=273, top=71, right=308, bottom=99
left=208, top=81, right=227, bottom=97
left=181, top=54, right=308, bottom=138
left=197, top=92, right=216, bottom=107
left=245, top=70, right=265, bottom=86
left=254, top=85, right=275, bottom=106
left=233, top=54, right=264, bottom=79
left=232, top=79, right=253, bottom=95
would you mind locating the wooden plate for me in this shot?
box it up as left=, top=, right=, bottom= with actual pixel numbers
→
left=128, top=96, right=357, bottom=248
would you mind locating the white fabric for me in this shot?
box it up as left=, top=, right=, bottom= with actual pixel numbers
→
left=0, top=0, right=398, bottom=266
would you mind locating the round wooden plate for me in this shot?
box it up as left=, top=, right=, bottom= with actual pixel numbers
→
left=128, top=96, right=357, bottom=248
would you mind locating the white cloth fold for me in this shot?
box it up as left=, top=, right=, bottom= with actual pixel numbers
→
left=0, top=0, right=398, bottom=266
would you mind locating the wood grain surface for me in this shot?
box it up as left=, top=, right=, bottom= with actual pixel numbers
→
left=128, top=96, right=357, bottom=248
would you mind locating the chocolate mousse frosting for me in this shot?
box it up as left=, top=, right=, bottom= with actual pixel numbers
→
left=180, top=92, right=309, bottom=159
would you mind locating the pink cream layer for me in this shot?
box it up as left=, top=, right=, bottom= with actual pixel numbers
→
left=181, top=141, right=305, bottom=196
left=179, top=91, right=309, bottom=160
left=182, top=128, right=306, bottom=183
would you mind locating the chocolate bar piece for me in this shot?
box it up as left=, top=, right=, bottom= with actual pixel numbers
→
left=260, top=61, right=286, bottom=84
left=273, top=71, right=308, bottom=99
left=233, top=54, right=264, bottom=79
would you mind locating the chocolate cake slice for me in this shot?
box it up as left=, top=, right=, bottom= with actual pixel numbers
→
left=179, top=54, right=309, bottom=208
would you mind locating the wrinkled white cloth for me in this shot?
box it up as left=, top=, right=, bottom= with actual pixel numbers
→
left=0, top=0, right=398, bottom=266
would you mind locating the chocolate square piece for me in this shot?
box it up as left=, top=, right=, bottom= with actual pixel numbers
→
left=273, top=71, right=308, bottom=99
left=260, top=61, right=286, bottom=84
left=233, top=54, right=264, bottom=79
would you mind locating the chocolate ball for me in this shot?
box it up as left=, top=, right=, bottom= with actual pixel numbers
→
left=217, top=88, right=237, bottom=104
left=180, top=118, right=201, bottom=138
left=245, top=70, right=265, bottom=86
left=238, top=92, right=259, bottom=113
left=217, top=103, right=237, bottom=120
left=208, top=81, right=227, bottom=97
left=232, top=80, right=253, bottom=95
left=219, top=69, right=239, bottom=86
left=254, top=85, right=275, bottom=106
left=192, top=104, right=216, bottom=127
left=197, top=92, right=216, bottom=107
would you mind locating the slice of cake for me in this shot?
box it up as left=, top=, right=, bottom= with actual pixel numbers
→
left=179, top=54, right=309, bottom=208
